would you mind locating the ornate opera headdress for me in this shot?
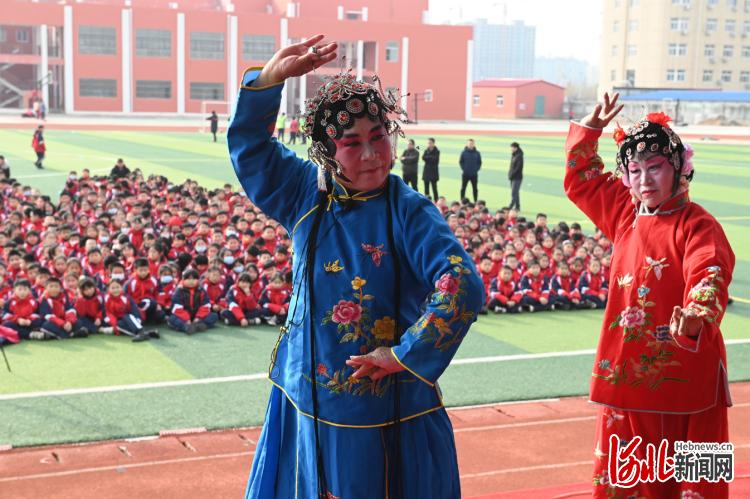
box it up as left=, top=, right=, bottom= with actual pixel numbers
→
left=613, top=112, right=694, bottom=187
left=302, top=69, right=406, bottom=191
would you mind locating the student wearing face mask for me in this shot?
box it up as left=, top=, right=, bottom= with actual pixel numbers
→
left=566, top=93, right=735, bottom=499
left=156, top=265, right=177, bottom=313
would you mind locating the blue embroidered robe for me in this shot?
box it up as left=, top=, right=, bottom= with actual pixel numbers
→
left=228, top=68, right=484, bottom=499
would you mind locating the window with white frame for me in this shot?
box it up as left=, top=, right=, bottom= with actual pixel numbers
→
left=726, top=19, right=736, bottom=32
left=744, top=20, right=750, bottom=33
left=628, top=20, right=638, bottom=32
left=473, top=95, right=480, bottom=106
left=666, top=69, right=676, bottom=81
left=385, top=41, right=398, bottom=62
left=80, top=78, right=117, bottom=97
left=613, top=20, right=620, bottom=32
left=670, top=18, right=688, bottom=31
left=676, top=69, right=686, bottom=81
left=740, top=71, right=750, bottom=82
left=728, top=0, right=738, bottom=7
left=190, top=82, right=224, bottom=100
left=703, top=69, right=713, bottom=81
left=611, top=69, right=616, bottom=80
left=190, top=32, right=224, bottom=60
left=496, top=95, right=504, bottom=107
left=742, top=45, right=750, bottom=57
left=629, top=0, right=639, bottom=6
left=626, top=69, right=635, bottom=84
left=136, top=29, right=171, bottom=57
left=627, top=44, right=637, bottom=56
left=672, top=0, right=690, bottom=5
left=611, top=45, right=618, bottom=56
left=135, top=80, right=171, bottom=99
left=668, top=43, right=687, bottom=55
left=242, top=34, right=275, bottom=60
left=705, top=44, right=715, bottom=56
left=721, top=70, right=732, bottom=81
left=706, top=18, right=717, bottom=32
left=723, top=44, right=734, bottom=57
left=706, top=0, right=718, bottom=5
left=79, top=26, right=116, bottom=55
left=16, top=27, right=30, bottom=43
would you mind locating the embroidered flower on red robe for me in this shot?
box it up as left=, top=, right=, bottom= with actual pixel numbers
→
left=619, top=306, right=646, bottom=329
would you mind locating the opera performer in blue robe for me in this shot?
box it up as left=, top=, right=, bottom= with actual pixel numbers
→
left=228, top=34, right=484, bottom=499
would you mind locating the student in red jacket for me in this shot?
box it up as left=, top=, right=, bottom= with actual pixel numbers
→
left=547, top=261, right=582, bottom=311
left=519, top=261, right=550, bottom=312
left=75, top=277, right=105, bottom=334
left=167, top=269, right=218, bottom=334
left=222, top=272, right=262, bottom=326
left=156, top=264, right=177, bottom=312
left=577, top=258, right=608, bottom=309
left=103, top=279, right=158, bottom=342
left=39, top=277, right=88, bottom=339
left=487, top=266, right=522, bottom=313
left=126, top=258, right=164, bottom=323
left=258, top=272, right=290, bottom=326
left=202, top=266, right=228, bottom=314
left=2, top=279, right=41, bottom=339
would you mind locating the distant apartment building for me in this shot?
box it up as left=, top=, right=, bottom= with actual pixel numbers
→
left=472, top=19, right=535, bottom=81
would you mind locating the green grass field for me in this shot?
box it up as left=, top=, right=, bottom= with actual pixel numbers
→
left=0, top=128, right=748, bottom=447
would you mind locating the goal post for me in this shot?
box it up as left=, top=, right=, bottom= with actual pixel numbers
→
left=199, top=100, right=231, bottom=133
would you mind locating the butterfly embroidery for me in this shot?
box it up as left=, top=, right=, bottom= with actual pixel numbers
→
left=361, top=243, right=387, bottom=267
left=324, top=260, right=344, bottom=273
left=616, top=273, right=634, bottom=288
left=643, top=256, right=669, bottom=280
left=605, top=411, right=625, bottom=429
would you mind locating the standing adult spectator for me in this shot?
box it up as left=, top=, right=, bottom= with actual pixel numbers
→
left=422, top=137, right=440, bottom=201
left=206, top=110, right=219, bottom=142
left=275, top=112, right=286, bottom=142
left=459, top=138, right=482, bottom=203
left=31, top=125, right=45, bottom=169
left=0, top=155, right=10, bottom=179
left=508, top=141, right=524, bottom=211
left=288, top=115, right=300, bottom=145
left=110, top=158, right=131, bottom=180
left=399, top=139, right=419, bottom=191
left=298, top=112, right=307, bottom=144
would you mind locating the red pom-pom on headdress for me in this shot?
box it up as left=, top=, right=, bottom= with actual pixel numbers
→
left=646, top=112, right=672, bottom=128
left=613, top=122, right=626, bottom=145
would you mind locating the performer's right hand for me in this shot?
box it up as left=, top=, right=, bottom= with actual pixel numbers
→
left=253, top=34, right=338, bottom=88
left=580, top=92, right=624, bottom=129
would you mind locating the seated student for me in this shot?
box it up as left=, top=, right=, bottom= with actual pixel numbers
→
left=538, top=254, right=554, bottom=280
left=75, top=277, right=104, bottom=334
left=103, top=261, right=127, bottom=290
left=569, top=257, right=585, bottom=286
left=103, top=279, right=159, bottom=342
left=168, top=269, right=218, bottom=334
left=547, top=261, right=581, bottom=311
left=577, top=258, right=608, bottom=309
left=488, top=266, right=522, bottom=313
left=222, top=272, right=263, bottom=326
left=245, top=264, right=264, bottom=300
left=126, top=258, right=164, bottom=324
left=156, top=264, right=177, bottom=313
left=2, top=279, right=41, bottom=339
left=202, top=266, right=228, bottom=314
left=38, top=277, right=87, bottom=339
left=83, top=247, right=105, bottom=277
left=519, top=260, right=551, bottom=312
left=476, top=257, right=494, bottom=313
left=63, top=272, right=80, bottom=302
left=258, top=272, right=290, bottom=326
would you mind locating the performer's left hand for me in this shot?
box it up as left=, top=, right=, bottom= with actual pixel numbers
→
left=346, top=347, right=405, bottom=381
left=669, top=305, right=703, bottom=339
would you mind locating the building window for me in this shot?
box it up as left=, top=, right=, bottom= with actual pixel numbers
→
left=135, top=29, right=171, bottom=57
left=190, top=32, right=224, bottom=60
left=611, top=45, right=618, bottom=56
left=740, top=71, right=750, bottom=82
left=721, top=70, right=732, bottom=82
left=670, top=17, right=688, bottom=31
left=628, top=20, right=638, bottom=32
left=706, top=18, right=717, bottom=32
left=613, top=20, right=620, bottom=32
left=705, top=44, right=715, bottom=56
left=473, top=95, right=480, bottom=106
left=629, top=0, right=639, bottom=5
left=15, top=27, right=30, bottom=43
left=135, top=80, right=171, bottom=99
left=611, top=69, right=616, bottom=80
left=79, top=78, right=117, bottom=97
left=706, top=0, right=717, bottom=5
left=742, top=45, right=750, bottom=57
left=0, top=27, right=5, bottom=42
left=673, top=0, right=690, bottom=4
left=190, top=82, right=224, bottom=100
left=676, top=69, right=686, bottom=81
left=703, top=69, right=714, bottom=81
left=243, top=34, right=275, bottom=60
left=627, top=44, right=637, bottom=56
left=79, top=26, right=116, bottom=55
left=496, top=95, right=504, bottom=107
left=723, top=44, right=734, bottom=57
left=424, top=89, right=433, bottom=102
left=626, top=69, right=635, bottom=85
left=666, top=69, right=676, bottom=81
left=744, top=20, right=750, bottom=33
left=727, top=0, right=737, bottom=7
left=385, top=41, right=398, bottom=62
left=726, top=19, right=736, bottom=32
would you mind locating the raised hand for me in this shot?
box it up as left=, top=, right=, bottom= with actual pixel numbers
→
left=252, top=34, right=337, bottom=88
left=580, top=92, right=624, bottom=129
left=345, top=346, right=404, bottom=382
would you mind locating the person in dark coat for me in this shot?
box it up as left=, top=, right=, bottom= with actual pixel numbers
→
left=207, top=110, right=219, bottom=142
left=459, top=138, right=482, bottom=203
left=508, top=141, right=524, bottom=211
left=110, top=158, right=130, bottom=180
left=422, top=137, right=440, bottom=201
left=399, top=139, right=419, bottom=191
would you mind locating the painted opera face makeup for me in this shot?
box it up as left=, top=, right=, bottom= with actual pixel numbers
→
left=332, top=118, right=392, bottom=192
left=627, top=155, right=674, bottom=209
